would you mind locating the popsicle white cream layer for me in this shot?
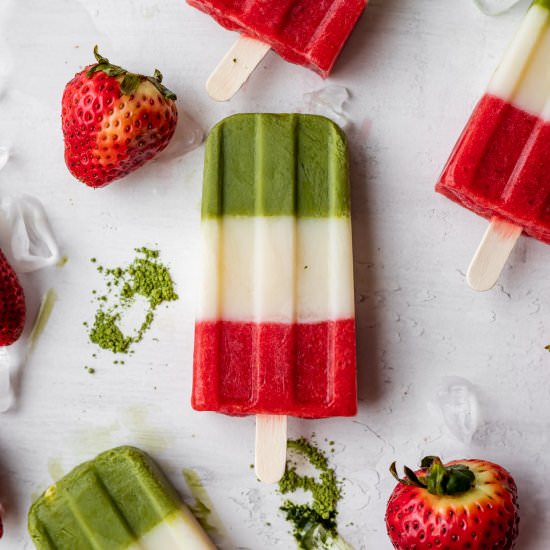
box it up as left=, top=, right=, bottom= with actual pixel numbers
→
left=198, top=217, right=354, bottom=323
left=488, top=1, right=550, bottom=117
left=128, top=510, right=215, bottom=550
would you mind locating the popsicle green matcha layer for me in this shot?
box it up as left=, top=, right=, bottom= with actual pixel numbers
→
left=202, top=113, right=350, bottom=218
left=28, top=446, right=215, bottom=550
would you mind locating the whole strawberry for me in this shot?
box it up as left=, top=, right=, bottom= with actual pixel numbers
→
left=386, top=456, right=519, bottom=549
left=62, top=46, right=178, bottom=187
left=0, top=249, right=26, bottom=346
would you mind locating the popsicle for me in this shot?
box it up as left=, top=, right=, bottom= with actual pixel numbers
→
left=436, top=0, right=550, bottom=290
left=186, top=0, right=367, bottom=100
left=28, top=446, right=216, bottom=550
left=193, top=113, right=357, bottom=481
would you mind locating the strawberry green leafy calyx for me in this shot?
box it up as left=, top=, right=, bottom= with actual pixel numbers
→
left=62, top=47, right=178, bottom=188
left=390, top=456, right=475, bottom=496
left=386, top=456, right=519, bottom=549
left=86, top=46, right=177, bottom=100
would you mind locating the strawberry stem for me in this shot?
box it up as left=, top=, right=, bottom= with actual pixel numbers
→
left=85, top=46, right=177, bottom=100
left=390, top=456, right=475, bottom=496
left=93, top=45, right=109, bottom=65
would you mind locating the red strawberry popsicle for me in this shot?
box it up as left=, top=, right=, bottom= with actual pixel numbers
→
left=186, top=0, right=367, bottom=100
left=436, top=0, right=550, bottom=290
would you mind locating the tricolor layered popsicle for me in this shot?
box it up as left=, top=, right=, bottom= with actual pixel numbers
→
left=28, top=446, right=215, bottom=550
left=193, top=114, right=357, bottom=418
left=187, top=0, right=367, bottom=77
left=437, top=0, right=550, bottom=245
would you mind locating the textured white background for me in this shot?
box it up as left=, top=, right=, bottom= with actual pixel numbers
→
left=0, top=0, right=548, bottom=548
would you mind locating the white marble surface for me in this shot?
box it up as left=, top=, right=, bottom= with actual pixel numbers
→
left=0, top=0, right=548, bottom=548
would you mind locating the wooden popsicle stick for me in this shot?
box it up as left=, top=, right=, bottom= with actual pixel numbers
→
left=206, top=36, right=271, bottom=101
left=466, top=216, right=522, bottom=292
left=255, top=414, right=287, bottom=484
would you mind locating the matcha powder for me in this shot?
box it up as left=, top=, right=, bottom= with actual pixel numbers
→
left=87, top=247, right=178, bottom=355
left=278, top=438, right=353, bottom=550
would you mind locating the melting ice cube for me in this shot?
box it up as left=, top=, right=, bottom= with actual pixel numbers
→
left=0, top=194, right=59, bottom=272
left=473, top=0, right=523, bottom=16
left=0, top=146, right=9, bottom=172
left=303, top=86, right=351, bottom=129
left=432, top=377, right=479, bottom=444
left=158, top=111, right=204, bottom=162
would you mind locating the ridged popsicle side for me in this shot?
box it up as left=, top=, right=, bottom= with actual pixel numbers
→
left=201, top=114, right=350, bottom=218
left=193, top=319, right=357, bottom=416
left=28, top=447, right=181, bottom=550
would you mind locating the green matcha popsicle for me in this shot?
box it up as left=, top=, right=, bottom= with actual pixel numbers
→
left=28, top=446, right=215, bottom=550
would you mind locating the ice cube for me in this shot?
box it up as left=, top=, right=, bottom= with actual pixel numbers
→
left=303, top=86, right=351, bottom=129
left=0, top=194, right=59, bottom=272
left=0, top=146, right=9, bottom=172
left=473, top=0, right=523, bottom=16
left=157, top=111, right=204, bottom=162
left=431, top=377, right=479, bottom=443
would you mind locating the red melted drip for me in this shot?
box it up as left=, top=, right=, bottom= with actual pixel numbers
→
left=192, top=319, right=357, bottom=417
left=436, top=94, right=550, bottom=244
left=186, top=0, right=366, bottom=77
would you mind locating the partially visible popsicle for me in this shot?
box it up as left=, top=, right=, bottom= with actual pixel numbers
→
left=186, top=0, right=367, bottom=100
left=436, top=0, right=550, bottom=290
left=28, top=446, right=216, bottom=550
left=193, top=114, right=357, bottom=481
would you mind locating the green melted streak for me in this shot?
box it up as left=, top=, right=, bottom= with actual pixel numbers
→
left=182, top=469, right=219, bottom=535
left=29, top=289, right=57, bottom=349
left=278, top=438, right=350, bottom=550
left=88, top=247, right=178, bottom=355
left=533, top=0, right=550, bottom=10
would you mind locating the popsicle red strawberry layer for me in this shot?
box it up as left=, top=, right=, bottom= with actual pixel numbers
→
left=186, top=0, right=367, bottom=77
left=436, top=0, right=550, bottom=244
left=192, top=114, right=357, bottom=418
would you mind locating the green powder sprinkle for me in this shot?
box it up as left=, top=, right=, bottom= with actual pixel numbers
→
left=278, top=438, right=351, bottom=550
left=87, top=247, right=178, bottom=356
